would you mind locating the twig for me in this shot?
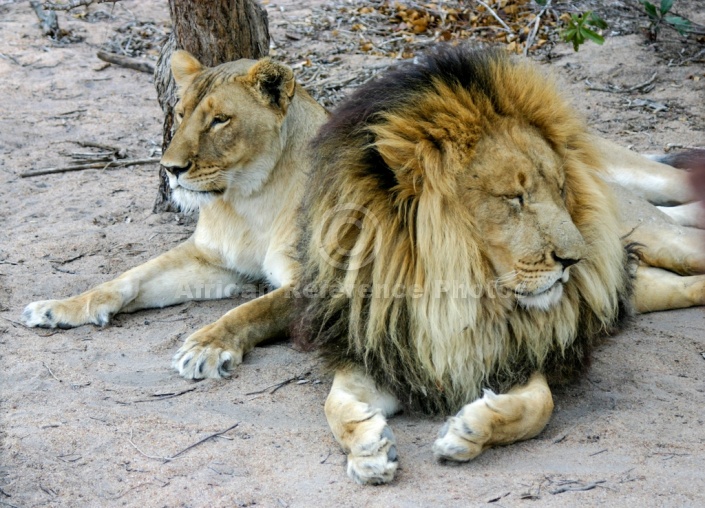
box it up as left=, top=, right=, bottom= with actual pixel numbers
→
left=129, top=423, right=240, bottom=463
left=127, top=429, right=172, bottom=462
left=245, top=372, right=310, bottom=396
left=487, top=492, right=511, bottom=503
left=674, top=48, right=705, bottom=66
left=550, top=480, right=605, bottom=494
left=20, top=157, right=159, bottom=178
left=477, top=0, right=512, bottom=33
left=585, top=72, right=658, bottom=94
left=132, top=387, right=197, bottom=403
left=43, top=0, right=122, bottom=11
left=524, top=0, right=552, bottom=56
left=42, top=362, right=62, bottom=382
left=97, top=51, right=154, bottom=74
left=0, top=53, right=20, bottom=65
left=589, top=448, right=608, bottom=457
left=30, top=1, right=60, bottom=37
left=0, top=317, right=28, bottom=329
left=169, top=422, right=240, bottom=460
left=73, top=140, right=125, bottom=155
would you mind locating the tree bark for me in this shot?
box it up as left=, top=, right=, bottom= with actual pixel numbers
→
left=153, top=0, right=270, bottom=213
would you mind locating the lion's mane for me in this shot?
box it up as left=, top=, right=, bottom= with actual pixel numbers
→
left=296, top=46, right=634, bottom=414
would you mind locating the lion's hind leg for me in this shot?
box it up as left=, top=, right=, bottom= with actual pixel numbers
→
left=634, top=266, right=705, bottom=313
left=324, top=367, right=401, bottom=485
left=629, top=223, right=705, bottom=276
left=628, top=209, right=705, bottom=312
left=433, top=373, right=553, bottom=462
left=656, top=202, right=705, bottom=230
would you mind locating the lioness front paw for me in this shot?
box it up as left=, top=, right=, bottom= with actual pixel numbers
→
left=22, top=299, right=110, bottom=329
left=172, top=325, right=244, bottom=379
left=433, top=401, right=492, bottom=462
left=347, top=425, right=398, bottom=485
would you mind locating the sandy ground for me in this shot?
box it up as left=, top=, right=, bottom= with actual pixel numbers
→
left=1, top=1, right=704, bottom=506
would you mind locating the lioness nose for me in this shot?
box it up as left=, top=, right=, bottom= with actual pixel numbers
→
left=553, top=253, right=580, bottom=268
left=162, top=161, right=192, bottom=177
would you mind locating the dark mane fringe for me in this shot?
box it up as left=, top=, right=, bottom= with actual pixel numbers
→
left=309, top=46, right=505, bottom=196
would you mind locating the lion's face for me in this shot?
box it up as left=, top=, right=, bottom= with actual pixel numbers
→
left=161, top=51, right=295, bottom=211
left=461, top=123, right=587, bottom=310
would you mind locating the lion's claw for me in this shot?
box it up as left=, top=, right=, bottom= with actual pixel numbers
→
left=172, top=332, right=243, bottom=379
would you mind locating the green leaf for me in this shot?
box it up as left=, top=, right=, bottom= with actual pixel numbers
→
left=642, top=1, right=659, bottom=19
left=664, top=14, right=692, bottom=35
left=562, top=28, right=578, bottom=44
left=660, top=0, right=674, bottom=15
left=587, top=12, right=608, bottom=29
left=580, top=26, right=605, bottom=45
left=534, top=0, right=547, bottom=5
left=664, top=15, right=691, bottom=27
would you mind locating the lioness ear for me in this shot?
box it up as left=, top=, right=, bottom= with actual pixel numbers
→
left=171, top=50, right=204, bottom=95
left=245, top=58, right=296, bottom=111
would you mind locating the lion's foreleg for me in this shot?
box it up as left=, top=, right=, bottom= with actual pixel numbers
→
left=433, top=372, right=553, bottom=462
left=324, top=367, right=401, bottom=485
left=634, top=265, right=705, bottom=313
left=172, top=284, right=297, bottom=379
left=22, top=239, right=243, bottom=328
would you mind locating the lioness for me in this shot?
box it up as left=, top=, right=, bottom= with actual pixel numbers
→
left=294, top=46, right=705, bottom=484
left=23, top=50, right=328, bottom=378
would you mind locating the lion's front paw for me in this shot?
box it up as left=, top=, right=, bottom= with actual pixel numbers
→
left=22, top=299, right=109, bottom=329
left=172, top=325, right=244, bottom=379
left=347, top=425, right=398, bottom=485
left=433, top=403, right=491, bottom=462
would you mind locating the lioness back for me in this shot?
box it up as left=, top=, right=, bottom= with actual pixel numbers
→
left=296, top=46, right=634, bottom=414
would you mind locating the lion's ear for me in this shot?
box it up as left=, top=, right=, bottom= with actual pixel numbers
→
left=171, top=50, right=204, bottom=95
left=245, top=58, right=296, bottom=111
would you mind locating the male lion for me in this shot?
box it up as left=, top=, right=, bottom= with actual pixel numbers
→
left=22, top=50, right=328, bottom=378
left=294, top=45, right=705, bottom=485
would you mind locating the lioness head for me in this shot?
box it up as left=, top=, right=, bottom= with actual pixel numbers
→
left=161, top=50, right=296, bottom=211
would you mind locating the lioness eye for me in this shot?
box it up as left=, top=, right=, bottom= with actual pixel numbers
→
left=210, top=115, right=230, bottom=128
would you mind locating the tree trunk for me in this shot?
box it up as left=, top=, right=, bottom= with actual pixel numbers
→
left=153, top=0, right=270, bottom=213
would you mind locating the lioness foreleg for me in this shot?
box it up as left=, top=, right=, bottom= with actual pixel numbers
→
left=324, top=367, right=401, bottom=485
left=23, top=239, right=243, bottom=329
left=172, top=285, right=297, bottom=379
left=433, top=372, right=553, bottom=462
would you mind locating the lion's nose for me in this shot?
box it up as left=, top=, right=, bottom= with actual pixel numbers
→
left=162, top=160, right=192, bottom=178
left=552, top=253, right=580, bottom=268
